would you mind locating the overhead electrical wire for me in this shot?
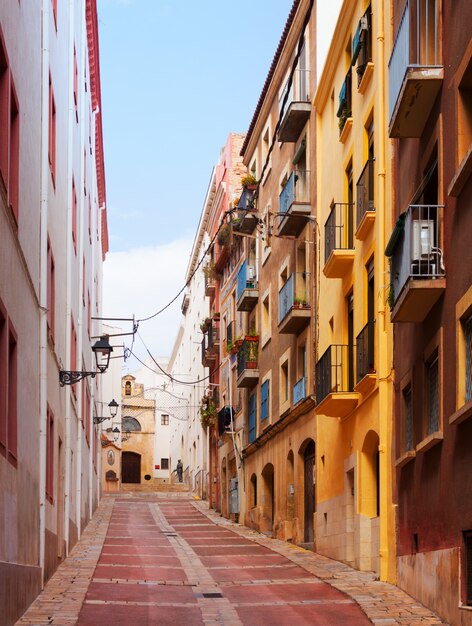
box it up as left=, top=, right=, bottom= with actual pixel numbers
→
left=121, top=0, right=315, bottom=367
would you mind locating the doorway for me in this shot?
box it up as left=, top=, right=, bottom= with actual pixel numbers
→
left=303, top=440, right=316, bottom=543
left=122, top=451, right=141, bottom=483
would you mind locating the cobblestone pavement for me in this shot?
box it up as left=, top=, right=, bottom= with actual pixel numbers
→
left=15, top=493, right=448, bottom=626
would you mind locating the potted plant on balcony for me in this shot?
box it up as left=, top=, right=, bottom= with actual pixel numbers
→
left=200, top=395, right=217, bottom=429
left=241, top=174, right=257, bottom=190
left=293, top=296, right=309, bottom=309
left=217, top=222, right=232, bottom=247
left=203, top=260, right=217, bottom=280
left=213, top=311, right=220, bottom=322
left=200, top=320, right=208, bottom=333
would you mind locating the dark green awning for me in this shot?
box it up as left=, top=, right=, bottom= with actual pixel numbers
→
left=385, top=212, right=406, bottom=257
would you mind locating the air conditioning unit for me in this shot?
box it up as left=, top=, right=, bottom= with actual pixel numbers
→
left=412, top=220, right=434, bottom=261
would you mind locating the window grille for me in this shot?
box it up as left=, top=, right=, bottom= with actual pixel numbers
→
left=427, top=355, right=439, bottom=434
left=465, top=315, right=472, bottom=403
left=161, top=458, right=169, bottom=470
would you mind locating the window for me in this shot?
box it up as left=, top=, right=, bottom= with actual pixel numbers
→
left=72, top=179, right=77, bottom=253
left=464, top=530, right=472, bottom=606
left=47, top=238, right=55, bottom=340
left=49, top=74, right=56, bottom=185
left=161, top=414, right=169, bottom=425
left=46, top=406, right=54, bottom=502
left=73, top=46, right=78, bottom=121
left=465, top=314, right=472, bottom=404
left=0, top=33, right=20, bottom=223
left=161, top=458, right=169, bottom=470
left=352, top=4, right=372, bottom=87
left=281, top=359, right=289, bottom=404
left=427, top=352, right=439, bottom=434
left=403, top=386, right=413, bottom=452
left=261, top=379, right=269, bottom=421
left=262, top=291, right=270, bottom=345
left=0, top=302, right=17, bottom=466
left=122, top=416, right=141, bottom=432
left=71, top=317, right=77, bottom=396
left=125, top=381, right=131, bottom=396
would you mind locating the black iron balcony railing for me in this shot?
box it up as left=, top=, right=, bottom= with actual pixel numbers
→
left=337, top=70, right=352, bottom=133
left=352, top=6, right=373, bottom=87
left=356, top=320, right=375, bottom=384
left=356, top=159, right=375, bottom=226
left=324, top=203, right=355, bottom=263
left=315, top=344, right=355, bottom=406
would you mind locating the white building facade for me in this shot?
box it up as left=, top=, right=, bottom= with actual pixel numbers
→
left=0, top=1, right=109, bottom=624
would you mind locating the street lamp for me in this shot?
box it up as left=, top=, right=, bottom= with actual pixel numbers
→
left=112, top=427, right=120, bottom=442
left=59, top=336, right=113, bottom=386
left=93, top=399, right=119, bottom=424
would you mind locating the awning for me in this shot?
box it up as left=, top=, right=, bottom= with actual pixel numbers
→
left=385, top=212, right=406, bottom=257
left=352, top=21, right=362, bottom=65
left=336, top=79, right=347, bottom=117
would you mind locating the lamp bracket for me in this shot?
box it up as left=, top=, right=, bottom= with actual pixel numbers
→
left=59, top=370, right=97, bottom=387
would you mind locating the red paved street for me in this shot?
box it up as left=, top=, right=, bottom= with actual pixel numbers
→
left=76, top=496, right=371, bottom=625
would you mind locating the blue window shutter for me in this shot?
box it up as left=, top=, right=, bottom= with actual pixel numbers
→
left=248, top=393, right=256, bottom=443
left=261, top=380, right=269, bottom=421
left=352, top=21, right=362, bottom=65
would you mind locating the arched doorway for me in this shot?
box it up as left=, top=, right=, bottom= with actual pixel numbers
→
left=303, top=440, right=316, bottom=543
left=261, top=463, right=275, bottom=532
left=286, top=450, right=295, bottom=522
left=122, top=451, right=141, bottom=483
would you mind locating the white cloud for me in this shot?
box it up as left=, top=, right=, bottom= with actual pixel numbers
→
left=102, top=236, right=194, bottom=363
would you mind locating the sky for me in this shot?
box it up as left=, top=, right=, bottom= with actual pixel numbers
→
left=98, top=0, right=342, bottom=366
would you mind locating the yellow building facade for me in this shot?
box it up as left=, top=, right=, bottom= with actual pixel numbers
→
left=120, top=375, right=156, bottom=486
left=313, top=0, right=395, bottom=582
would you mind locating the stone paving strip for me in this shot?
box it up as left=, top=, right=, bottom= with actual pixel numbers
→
left=191, top=499, right=449, bottom=626
left=14, top=493, right=449, bottom=625
left=14, top=496, right=115, bottom=626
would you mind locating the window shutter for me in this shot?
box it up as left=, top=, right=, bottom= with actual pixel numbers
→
left=261, top=380, right=269, bottom=421
left=248, top=393, right=256, bottom=443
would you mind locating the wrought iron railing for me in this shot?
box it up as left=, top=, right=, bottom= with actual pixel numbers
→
left=237, top=260, right=257, bottom=300
left=279, top=68, right=310, bottom=116
left=278, top=273, right=310, bottom=323
left=356, top=320, right=375, bottom=384
left=279, top=170, right=310, bottom=220
left=388, top=204, right=445, bottom=305
left=388, top=0, right=441, bottom=121
left=356, top=158, right=375, bottom=226
left=293, top=377, right=306, bottom=404
left=324, top=203, right=355, bottom=263
left=315, top=344, right=355, bottom=405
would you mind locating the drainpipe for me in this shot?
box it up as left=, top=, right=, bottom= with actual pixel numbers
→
left=376, top=0, right=395, bottom=584
left=39, top=0, right=50, bottom=586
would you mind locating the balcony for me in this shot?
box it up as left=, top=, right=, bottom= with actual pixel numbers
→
left=204, top=265, right=217, bottom=297
left=278, top=272, right=311, bottom=334
left=293, top=377, right=306, bottom=405
left=236, top=260, right=259, bottom=312
left=337, top=70, right=352, bottom=142
left=201, top=322, right=220, bottom=367
left=355, top=159, right=375, bottom=240
left=315, top=345, right=360, bottom=418
left=236, top=338, right=259, bottom=389
left=233, top=186, right=258, bottom=235
left=355, top=321, right=376, bottom=395
left=388, top=0, right=443, bottom=138
left=323, top=203, right=355, bottom=278
left=352, top=7, right=374, bottom=94
left=278, top=69, right=311, bottom=142
left=386, top=204, right=445, bottom=322
left=278, top=170, right=311, bottom=237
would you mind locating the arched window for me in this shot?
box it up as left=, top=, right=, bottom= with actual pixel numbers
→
left=122, top=416, right=141, bottom=432
left=125, top=381, right=131, bottom=396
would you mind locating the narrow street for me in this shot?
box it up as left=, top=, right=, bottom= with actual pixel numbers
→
left=15, top=493, right=446, bottom=626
